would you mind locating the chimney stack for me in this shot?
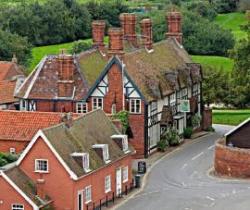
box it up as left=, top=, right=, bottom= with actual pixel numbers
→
left=92, top=20, right=106, bottom=51
left=36, top=179, right=45, bottom=199
left=166, top=11, right=183, bottom=44
left=120, top=13, right=137, bottom=45
left=108, top=28, right=124, bottom=59
left=140, top=19, right=153, bottom=51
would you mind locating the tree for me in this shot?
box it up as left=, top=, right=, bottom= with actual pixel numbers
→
left=229, top=12, right=250, bottom=107
left=0, top=29, right=31, bottom=66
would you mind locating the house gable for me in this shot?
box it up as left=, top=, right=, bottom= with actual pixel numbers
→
left=85, top=56, right=145, bottom=102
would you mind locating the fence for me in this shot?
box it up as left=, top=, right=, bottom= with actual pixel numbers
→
left=86, top=181, right=135, bottom=210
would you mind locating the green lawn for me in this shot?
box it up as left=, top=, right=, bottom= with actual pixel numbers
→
left=215, top=12, right=247, bottom=41
left=213, top=109, right=250, bottom=125
left=191, top=55, right=234, bottom=72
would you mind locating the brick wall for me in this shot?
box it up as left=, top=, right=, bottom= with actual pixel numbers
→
left=0, top=140, right=28, bottom=153
left=19, top=136, right=133, bottom=210
left=202, top=107, right=212, bottom=130
left=35, top=100, right=75, bottom=113
left=214, top=139, right=250, bottom=178
left=0, top=175, right=33, bottom=210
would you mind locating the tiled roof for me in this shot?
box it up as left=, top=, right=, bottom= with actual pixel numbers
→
left=78, top=38, right=202, bottom=102
left=0, top=80, right=18, bottom=105
left=5, top=166, right=51, bottom=206
left=42, top=109, right=134, bottom=177
left=15, top=55, right=89, bottom=100
left=0, top=62, right=25, bottom=105
left=0, top=111, right=67, bottom=142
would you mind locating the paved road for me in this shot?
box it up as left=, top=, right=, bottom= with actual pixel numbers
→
left=118, top=125, right=250, bottom=210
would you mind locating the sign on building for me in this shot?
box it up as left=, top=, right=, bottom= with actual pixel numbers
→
left=180, top=100, right=190, bottom=113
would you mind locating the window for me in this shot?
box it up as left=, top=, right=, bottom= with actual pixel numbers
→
left=12, top=204, right=24, bottom=210
left=35, top=159, right=48, bottom=173
left=82, top=153, right=90, bottom=172
left=92, top=97, right=103, bottom=110
left=85, top=185, right=92, bottom=204
left=92, top=144, right=110, bottom=163
left=122, top=166, right=128, bottom=183
left=9, top=148, right=16, bottom=154
left=20, top=100, right=27, bottom=111
left=78, top=191, right=83, bottom=210
left=122, top=136, right=129, bottom=152
left=29, top=100, right=36, bottom=111
left=111, top=104, right=116, bottom=114
left=170, top=93, right=176, bottom=105
left=76, top=102, right=88, bottom=113
left=105, top=175, right=111, bottom=193
left=129, top=99, right=141, bottom=114
left=111, top=135, right=129, bottom=153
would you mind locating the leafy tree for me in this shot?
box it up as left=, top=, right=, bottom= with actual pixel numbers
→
left=70, top=41, right=92, bottom=54
left=238, top=0, right=250, bottom=12
left=0, top=29, right=31, bottom=66
left=229, top=12, right=250, bottom=107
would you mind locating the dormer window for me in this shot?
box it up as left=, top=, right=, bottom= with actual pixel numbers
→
left=71, top=152, right=90, bottom=172
left=92, top=144, right=110, bottom=164
left=111, top=135, right=129, bottom=153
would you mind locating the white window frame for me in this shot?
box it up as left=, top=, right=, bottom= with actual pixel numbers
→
left=20, top=100, right=27, bottom=111
left=12, top=204, right=24, bottom=210
left=170, top=93, right=176, bottom=105
left=92, top=144, right=110, bottom=163
left=85, top=185, right=92, bottom=204
left=122, top=166, right=128, bottom=183
left=77, top=190, right=84, bottom=210
left=35, top=159, right=49, bottom=173
left=105, top=175, right=111, bottom=193
left=29, top=100, right=36, bottom=111
left=129, top=99, right=141, bottom=114
left=82, top=153, right=90, bottom=172
left=76, top=102, right=88, bottom=113
left=111, top=103, right=116, bottom=114
left=92, top=97, right=103, bottom=110
left=9, top=147, right=16, bottom=154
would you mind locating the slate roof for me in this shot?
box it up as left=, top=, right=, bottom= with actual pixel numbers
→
left=4, top=166, right=51, bottom=206
left=42, top=109, right=134, bottom=178
left=78, top=38, right=202, bottom=102
left=0, top=111, right=69, bottom=142
left=15, top=55, right=89, bottom=100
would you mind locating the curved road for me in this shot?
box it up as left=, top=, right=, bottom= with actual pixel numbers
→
left=118, top=125, right=250, bottom=210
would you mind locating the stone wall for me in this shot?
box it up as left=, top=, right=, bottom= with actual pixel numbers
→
left=214, top=139, right=250, bottom=178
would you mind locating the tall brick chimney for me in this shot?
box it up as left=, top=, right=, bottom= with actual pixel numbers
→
left=57, top=50, right=75, bottom=98
left=92, top=20, right=106, bottom=51
left=140, top=18, right=153, bottom=51
left=120, top=13, right=137, bottom=45
left=166, top=11, right=183, bottom=44
left=108, top=28, right=124, bottom=59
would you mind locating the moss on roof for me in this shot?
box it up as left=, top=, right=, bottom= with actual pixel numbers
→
left=42, top=109, right=133, bottom=178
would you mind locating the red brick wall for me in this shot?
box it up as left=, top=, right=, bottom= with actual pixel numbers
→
left=0, top=175, right=33, bottom=210
left=0, top=140, right=28, bottom=153
left=202, top=107, right=212, bottom=130
left=19, top=136, right=133, bottom=210
left=19, top=137, right=74, bottom=210
left=88, top=63, right=146, bottom=158
left=73, top=155, right=133, bottom=210
left=215, top=139, right=250, bottom=178
left=35, top=100, right=75, bottom=113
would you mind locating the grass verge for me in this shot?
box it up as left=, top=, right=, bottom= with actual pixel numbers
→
left=212, top=109, right=250, bottom=125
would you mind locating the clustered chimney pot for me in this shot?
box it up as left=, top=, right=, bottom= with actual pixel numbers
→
left=108, top=28, right=124, bottom=59
left=166, top=11, right=183, bottom=44
left=140, top=18, right=153, bottom=50
left=119, top=13, right=137, bottom=45
left=92, top=20, right=106, bottom=51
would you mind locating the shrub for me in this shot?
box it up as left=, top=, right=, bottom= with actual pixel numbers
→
left=157, top=138, right=169, bottom=152
left=0, top=153, right=18, bottom=167
left=0, top=158, right=8, bottom=167
left=112, top=111, right=130, bottom=134
left=70, top=41, right=92, bottom=54
left=161, top=127, right=181, bottom=147
left=191, top=114, right=202, bottom=128
left=183, top=127, right=193, bottom=139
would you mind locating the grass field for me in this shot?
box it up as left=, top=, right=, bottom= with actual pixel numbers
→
left=191, top=55, right=234, bottom=72
left=215, top=12, right=247, bottom=41
left=213, top=109, right=250, bottom=125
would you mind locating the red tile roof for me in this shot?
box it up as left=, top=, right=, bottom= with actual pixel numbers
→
left=0, top=62, right=24, bottom=81
left=0, top=80, right=18, bottom=105
left=0, top=111, right=72, bottom=142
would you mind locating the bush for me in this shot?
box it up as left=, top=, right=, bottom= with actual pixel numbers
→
left=191, top=114, right=202, bottom=128
left=0, top=153, right=18, bottom=167
left=183, top=127, right=193, bottom=139
left=161, top=127, right=181, bottom=147
left=70, top=41, right=92, bottom=54
left=157, top=138, right=169, bottom=152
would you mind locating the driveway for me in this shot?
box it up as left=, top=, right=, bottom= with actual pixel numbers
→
left=118, top=125, right=250, bottom=210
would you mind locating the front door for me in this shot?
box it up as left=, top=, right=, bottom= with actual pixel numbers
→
left=116, top=168, right=122, bottom=196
